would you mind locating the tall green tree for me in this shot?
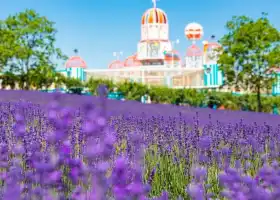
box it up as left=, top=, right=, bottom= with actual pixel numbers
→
left=1, top=9, right=67, bottom=88
left=0, top=21, right=22, bottom=71
left=218, top=13, right=280, bottom=112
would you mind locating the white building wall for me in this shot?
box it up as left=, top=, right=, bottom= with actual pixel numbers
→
left=185, top=56, right=203, bottom=68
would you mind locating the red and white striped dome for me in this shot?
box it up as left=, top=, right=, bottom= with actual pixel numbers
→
left=124, top=54, right=142, bottom=67
left=185, top=22, right=203, bottom=41
left=186, top=44, right=203, bottom=57
left=141, top=8, right=168, bottom=25
left=65, top=56, right=87, bottom=68
left=108, top=60, right=124, bottom=69
left=164, top=50, right=181, bottom=62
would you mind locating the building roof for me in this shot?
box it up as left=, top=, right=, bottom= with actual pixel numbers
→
left=141, top=8, right=168, bottom=24
left=108, top=60, right=124, bottom=69
left=124, top=54, right=142, bottom=67
left=65, top=56, right=87, bottom=69
left=203, top=41, right=221, bottom=53
left=186, top=44, right=203, bottom=57
left=164, top=50, right=181, bottom=61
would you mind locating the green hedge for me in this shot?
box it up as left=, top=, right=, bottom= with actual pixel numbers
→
left=85, top=78, right=280, bottom=113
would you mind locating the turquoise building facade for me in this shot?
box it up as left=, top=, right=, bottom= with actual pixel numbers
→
left=202, top=40, right=224, bottom=89
left=66, top=67, right=86, bottom=81
left=57, top=56, right=87, bottom=82
left=56, top=68, right=86, bottom=82
left=203, top=64, right=224, bottom=87
left=272, top=73, right=280, bottom=95
left=202, top=63, right=280, bottom=96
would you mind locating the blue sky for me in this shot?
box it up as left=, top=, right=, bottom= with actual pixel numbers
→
left=1, top=0, right=280, bottom=69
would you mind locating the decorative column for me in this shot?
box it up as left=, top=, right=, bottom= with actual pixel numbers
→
left=141, top=68, right=145, bottom=84
left=164, top=72, right=168, bottom=87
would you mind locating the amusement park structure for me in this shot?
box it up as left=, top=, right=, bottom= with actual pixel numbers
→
left=57, top=0, right=280, bottom=95
left=83, top=0, right=223, bottom=89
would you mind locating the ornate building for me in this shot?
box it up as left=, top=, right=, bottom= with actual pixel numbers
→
left=58, top=55, right=87, bottom=81
left=203, top=39, right=224, bottom=87
left=184, top=22, right=204, bottom=69
left=137, top=5, right=172, bottom=65
left=56, top=0, right=280, bottom=95
left=84, top=1, right=208, bottom=89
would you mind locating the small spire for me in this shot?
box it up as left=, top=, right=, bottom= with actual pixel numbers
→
left=152, top=0, right=157, bottom=8
left=74, top=49, right=78, bottom=55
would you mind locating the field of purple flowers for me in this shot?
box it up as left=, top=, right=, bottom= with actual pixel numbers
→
left=0, top=90, right=280, bottom=200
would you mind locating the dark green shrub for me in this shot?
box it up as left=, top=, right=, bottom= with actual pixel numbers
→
left=85, top=78, right=280, bottom=113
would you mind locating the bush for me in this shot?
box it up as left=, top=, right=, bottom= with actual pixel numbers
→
left=85, top=78, right=280, bottom=113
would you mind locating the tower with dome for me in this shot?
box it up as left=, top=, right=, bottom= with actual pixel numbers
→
left=107, top=0, right=181, bottom=69
left=202, top=36, right=224, bottom=87
left=184, top=22, right=204, bottom=69
left=137, top=0, right=173, bottom=65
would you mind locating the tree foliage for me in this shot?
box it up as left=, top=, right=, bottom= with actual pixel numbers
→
left=64, top=77, right=84, bottom=89
left=0, top=9, right=67, bottom=88
left=0, top=21, right=21, bottom=70
left=218, top=13, right=280, bottom=111
left=85, top=78, right=115, bottom=95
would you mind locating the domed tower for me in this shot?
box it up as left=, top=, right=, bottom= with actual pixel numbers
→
left=203, top=38, right=221, bottom=65
left=202, top=36, right=224, bottom=87
left=184, top=22, right=204, bottom=68
left=185, top=44, right=203, bottom=68
left=65, top=53, right=87, bottom=81
left=137, top=0, right=172, bottom=65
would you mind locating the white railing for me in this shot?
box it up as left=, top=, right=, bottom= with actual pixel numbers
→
left=84, top=65, right=206, bottom=88
left=173, top=85, right=221, bottom=89
left=85, top=66, right=204, bottom=73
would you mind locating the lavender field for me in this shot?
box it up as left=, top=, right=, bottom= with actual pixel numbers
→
left=0, top=90, right=280, bottom=200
